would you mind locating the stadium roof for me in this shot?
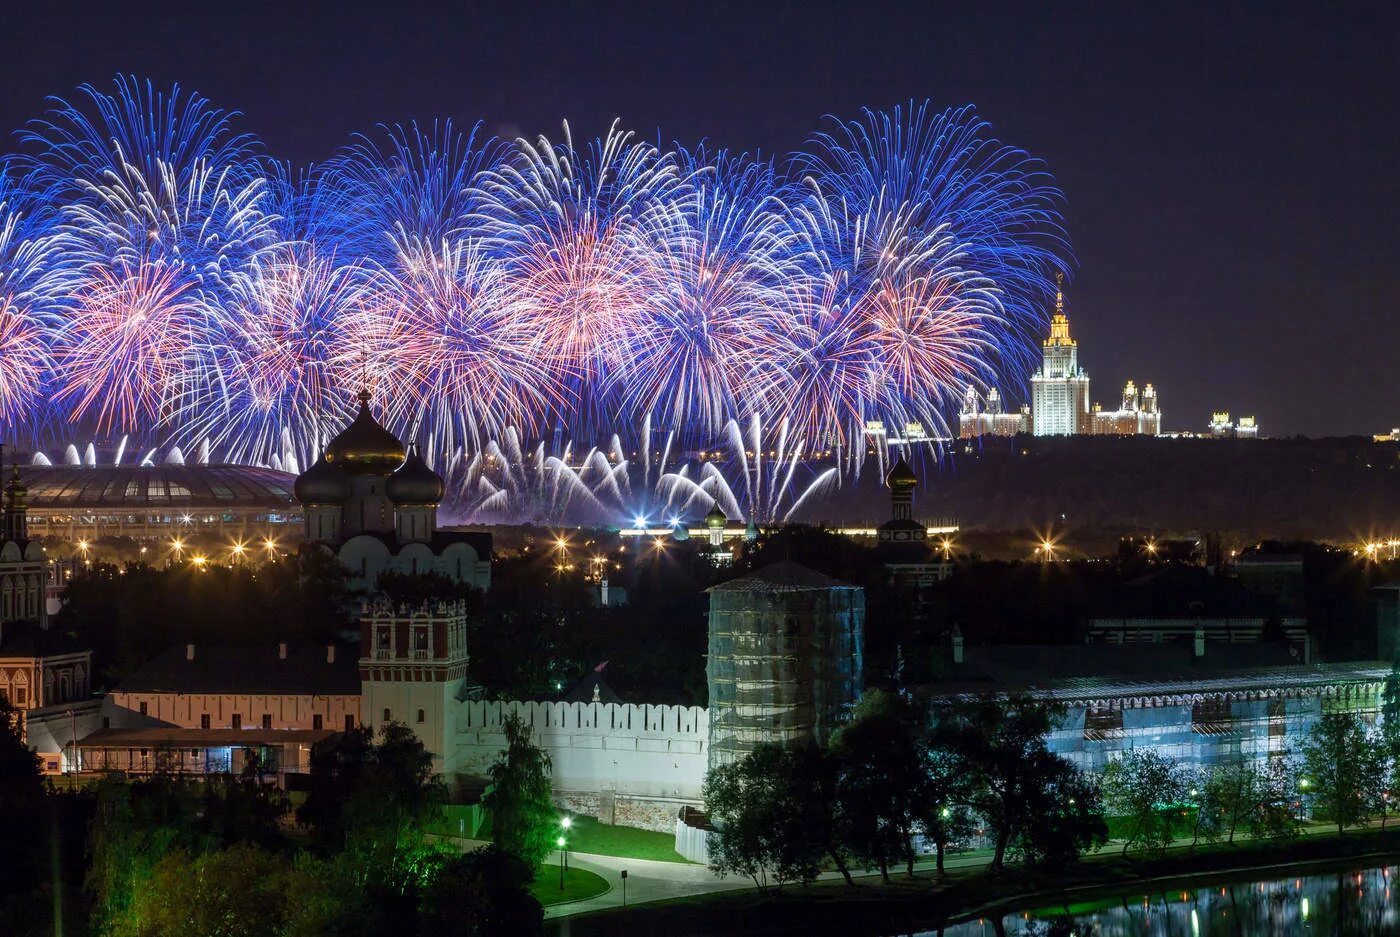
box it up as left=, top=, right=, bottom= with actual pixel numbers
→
left=17, top=464, right=297, bottom=511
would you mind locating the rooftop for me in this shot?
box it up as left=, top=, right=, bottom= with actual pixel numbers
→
left=708, top=560, right=856, bottom=593
left=117, top=642, right=360, bottom=695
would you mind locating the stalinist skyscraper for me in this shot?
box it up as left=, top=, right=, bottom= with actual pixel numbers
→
left=1030, top=275, right=1091, bottom=435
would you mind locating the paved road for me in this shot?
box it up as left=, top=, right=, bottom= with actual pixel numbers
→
left=543, top=852, right=750, bottom=921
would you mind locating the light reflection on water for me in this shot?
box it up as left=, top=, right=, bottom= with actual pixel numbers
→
left=930, top=865, right=1398, bottom=936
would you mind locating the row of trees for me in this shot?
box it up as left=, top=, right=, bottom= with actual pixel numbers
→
left=706, top=692, right=1400, bottom=887
left=1105, top=707, right=1400, bottom=854
left=703, top=692, right=1107, bottom=888
left=0, top=705, right=545, bottom=937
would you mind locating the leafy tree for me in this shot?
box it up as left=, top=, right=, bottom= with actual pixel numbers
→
left=1014, top=757, right=1107, bottom=867
left=299, top=722, right=445, bottom=891
left=1251, top=758, right=1303, bottom=841
left=1196, top=759, right=1257, bottom=845
left=934, top=695, right=1106, bottom=870
left=483, top=713, right=556, bottom=867
left=831, top=690, right=928, bottom=880
left=115, top=845, right=291, bottom=937
left=1102, top=749, right=1188, bottom=854
left=1302, top=712, right=1382, bottom=833
left=420, top=846, right=544, bottom=936
left=702, top=744, right=832, bottom=890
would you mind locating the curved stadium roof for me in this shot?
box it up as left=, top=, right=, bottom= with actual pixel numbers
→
left=18, top=465, right=297, bottom=511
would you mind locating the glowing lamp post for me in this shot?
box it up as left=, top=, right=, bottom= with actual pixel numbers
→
left=557, top=835, right=567, bottom=890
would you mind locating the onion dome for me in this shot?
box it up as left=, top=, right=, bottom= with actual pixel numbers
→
left=324, top=390, right=406, bottom=476
left=387, top=446, right=445, bottom=505
left=293, top=455, right=351, bottom=505
left=672, top=520, right=690, bottom=542
left=705, top=502, right=728, bottom=529
left=885, top=455, right=917, bottom=489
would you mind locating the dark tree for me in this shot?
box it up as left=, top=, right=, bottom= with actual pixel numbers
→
left=420, top=846, right=544, bottom=936
left=0, top=699, right=44, bottom=919
left=299, top=722, right=445, bottom=888
left=702, top=744, right=832, bottom=889
left=934, top=695, right=1105, bottom=870
left=830, top=690, right=927, bottom=881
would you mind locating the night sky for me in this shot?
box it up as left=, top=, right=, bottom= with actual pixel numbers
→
left=4, top=1, right=1395, bottom=437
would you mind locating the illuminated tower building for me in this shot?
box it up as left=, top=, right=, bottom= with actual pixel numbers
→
left=1030, top=276, right=1091, bottom=435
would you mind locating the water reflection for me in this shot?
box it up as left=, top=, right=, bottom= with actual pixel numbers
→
left=933, top=865, right=1398, bottom=936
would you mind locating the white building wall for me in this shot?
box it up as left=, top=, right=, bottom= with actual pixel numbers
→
left=105, top=691, right=360, bottom=731
left=361, top=678, right=462, bottom=773
left=455, top=700, right=709, bottom=801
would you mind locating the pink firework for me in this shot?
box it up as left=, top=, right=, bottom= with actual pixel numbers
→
left=366, top=239, right=572, bottom=452
left=0, top=301, right=49, bottom=426
left=53, top=262, right=202, bottom=432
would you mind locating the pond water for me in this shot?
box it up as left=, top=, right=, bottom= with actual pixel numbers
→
left=932, top=864, right=1399, bottom=936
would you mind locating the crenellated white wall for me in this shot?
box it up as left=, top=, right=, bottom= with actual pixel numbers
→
left=455, top=700, right=709, bottom=800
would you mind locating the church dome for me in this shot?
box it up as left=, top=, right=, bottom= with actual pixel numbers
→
left=705, top=502, right=728, bottom=529
left=885, top=455, right=917, bottom=489
left=324, top=391, right=406, bottom=476
left=293, top=455, right=351, bottom=505
left=387, top=446, right=445, bottom=505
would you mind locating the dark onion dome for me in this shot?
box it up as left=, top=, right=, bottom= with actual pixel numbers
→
left=705, top=502, right=728, bottom=529
left=885, top=455, right=917, bottom=489
left=293, top=455, right=351, bottom=505
left=324, top=390, right=405, bottom=476
left=386, top=446, right=445, bottom=505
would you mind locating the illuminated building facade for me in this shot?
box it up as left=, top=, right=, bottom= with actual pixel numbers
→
left=1209, top=412, right=1261, bottom=438
left=958, top=386, right=1030, bottom=439
left=1090, top=381, right=1162, bottom=436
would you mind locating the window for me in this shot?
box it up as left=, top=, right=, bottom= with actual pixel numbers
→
left=189, top=749, right=199, bottom=757
left=417, top=709, right=426, bottom=724
left=377, top=628, right=390, bottom=649
left=261, top=714, right=272, bottom=730
left=344, top=714, right=355, bottom=732
left=14, top=687, right=25, bottom=706
left=200, top=714, right=210, bottom=729
left=415, top=629, right=429, bottom=650
left=313, top=714, right=323, bottom=731
left=139, top=701, right=148, bottom=716
left=231, top=714, right=242, bottom=730
left=383, top=708, right=391, bottom=722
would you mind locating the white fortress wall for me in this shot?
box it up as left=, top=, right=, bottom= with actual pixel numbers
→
left=455, top=700, right=709, bottom=801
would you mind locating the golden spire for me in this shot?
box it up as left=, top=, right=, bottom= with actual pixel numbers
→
left=1044, top=272, right=1075, bottom=347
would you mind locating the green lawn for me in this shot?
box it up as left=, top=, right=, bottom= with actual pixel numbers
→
left=530, top=866, right=609, bottom=905
left=562, top=815, right=690, bottom=863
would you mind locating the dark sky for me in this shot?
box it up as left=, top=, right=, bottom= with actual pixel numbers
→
left=4, top=1, right=1396, bottom=436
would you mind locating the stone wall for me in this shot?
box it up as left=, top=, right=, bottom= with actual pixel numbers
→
left=455, top=700, right=709, bottom=808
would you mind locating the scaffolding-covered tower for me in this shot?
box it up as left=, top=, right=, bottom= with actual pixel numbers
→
left=705, top=562, right=865, bottom=768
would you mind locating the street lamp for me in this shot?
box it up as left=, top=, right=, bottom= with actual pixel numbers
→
left=557, top=835, right=567, bottom=890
